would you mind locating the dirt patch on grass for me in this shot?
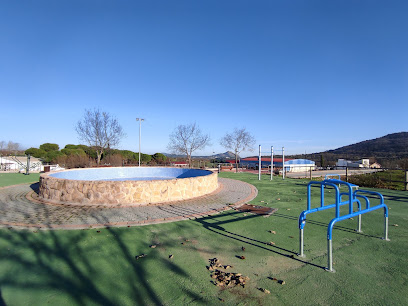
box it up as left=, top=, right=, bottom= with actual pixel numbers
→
left=237, top=204, right=278, bottom=216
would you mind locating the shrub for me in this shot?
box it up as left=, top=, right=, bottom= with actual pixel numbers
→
left=347, top=174, right=386, bottom=189
left=56, top=154, right=90, bottom=168
left=61, top=148, right=87, bottom=157
left=141, top=154, right=152, bottom=164
left=44, top=151, right=65, bottom=163
left=25, top=148, right=46, bottom=158
left=152, top=153, right=166, bottom=164
left=39, top=143, right=59, bottom=152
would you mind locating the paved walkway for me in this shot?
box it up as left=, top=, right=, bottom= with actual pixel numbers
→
left=0, top=178, right=257, bottom=230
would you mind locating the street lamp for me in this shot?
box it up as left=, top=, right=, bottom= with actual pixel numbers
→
left=136, top=118, right=145, bottom=166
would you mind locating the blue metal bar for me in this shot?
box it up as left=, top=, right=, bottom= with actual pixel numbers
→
left=327, top=203, right=388, bottom=240
left=355, top=194, right=370, bottom=209
left=301, top=181, right=343, bottom=229
left=298, top=178, right=390, bottom=272
left=320, top=184, right=325, bottom=207
left=299, top=200, right=350, bottom=229
left=354, top=190, right=385, bottom=205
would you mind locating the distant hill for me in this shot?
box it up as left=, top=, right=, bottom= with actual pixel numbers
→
left=301, top=132, right=408, bottom=166
left=209, top=151, right=237, bottom=160
left=324, top=132, right=408, bottom=158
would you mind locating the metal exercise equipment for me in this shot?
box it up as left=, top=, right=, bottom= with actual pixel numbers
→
left=258, top=145, right=285, bottom=181
left=298, top=178, right=389, bottom=272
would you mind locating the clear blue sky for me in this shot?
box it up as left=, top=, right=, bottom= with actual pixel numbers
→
left=1, top=0, right=407, bottom=157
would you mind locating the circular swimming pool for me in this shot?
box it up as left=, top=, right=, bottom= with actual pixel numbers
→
left=39, top=167, right=218, bottom=205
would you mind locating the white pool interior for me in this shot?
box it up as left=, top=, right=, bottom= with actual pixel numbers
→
left=49, top=167, right=213, bottom=181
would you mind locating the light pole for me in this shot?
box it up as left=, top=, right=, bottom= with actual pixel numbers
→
left=136, top=118, right=145, bottom=166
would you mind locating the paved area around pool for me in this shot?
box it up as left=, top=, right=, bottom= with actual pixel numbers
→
left=0, top=178, right=257, bottom=230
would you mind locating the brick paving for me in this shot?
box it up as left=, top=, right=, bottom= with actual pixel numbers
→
left=0, top=178, right=257, bottom=230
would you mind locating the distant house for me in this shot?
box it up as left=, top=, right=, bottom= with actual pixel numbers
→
left=370, top=162, right=382, bottom=169
left=336, top=159, right=370, bottom=169
left=170, top=161, right=188, bottom=167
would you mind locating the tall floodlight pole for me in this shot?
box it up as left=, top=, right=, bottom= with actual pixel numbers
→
left=136, top=118, right=145, bottom=167
left=270, top=146, right=274, bottom=181
left=282, top=146, right=285, bottom=180
left=258, top=145, right=261, bottom=181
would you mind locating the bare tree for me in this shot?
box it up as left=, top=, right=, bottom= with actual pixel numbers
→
left=7, top=141, right=21, bottom=155
left=167, top=123, right=210, bottom=168
left=76, top=109, right=125, bottom=165
left=220, top=128, right=256, bottom=172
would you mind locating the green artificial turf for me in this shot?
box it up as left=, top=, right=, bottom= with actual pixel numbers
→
left=0, top=173, right=40, bottom=187
left=0, top=172, right=407, bottom=305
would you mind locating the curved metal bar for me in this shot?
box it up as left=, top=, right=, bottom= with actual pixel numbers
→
left=298, top=198, right=351, bottom=230
left=354, top=190, right=385, bottom=205
left=327, top=203, right=388, bottom=240
left=355, top=194, right=370, bottom=209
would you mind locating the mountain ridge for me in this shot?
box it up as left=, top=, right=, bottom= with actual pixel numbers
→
left=163, top=132, right=408, bottom=164
left=323, top=132, right=408, bottom=158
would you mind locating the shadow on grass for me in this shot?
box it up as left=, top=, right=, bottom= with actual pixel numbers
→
left=0, top=195, right=208, bottom=305
left=194, top=212, right=326, bottom=270
left=0, top=182, right=210, bottom=304
left=194, top=209, right=386, bottom=272
left=272, top=212, right=383, bottom=239
left=0, top=288, right=5, bottom=306
left=0, top=226, right=118, bottom=305
left=0, top=207, right=194, bottom=305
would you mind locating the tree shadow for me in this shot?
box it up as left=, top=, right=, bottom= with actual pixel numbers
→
left=0, top=226, right=116, bottom=305
left=0, top=204, right=199, bottom=305
left=194, top=212, right=325, bottom=270
left=0, top=181, right=210, bottom=305
left=194, top=209, right=385, bottom=272
left=0, top=288, right=6, bottom=306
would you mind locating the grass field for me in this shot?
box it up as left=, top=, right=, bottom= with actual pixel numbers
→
left=0, top=173, right=40, bottom=187
left=0, top=172, right=407, bottom=305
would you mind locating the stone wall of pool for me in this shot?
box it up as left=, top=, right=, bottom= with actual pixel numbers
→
left=39, top=167, right=219, bottom=205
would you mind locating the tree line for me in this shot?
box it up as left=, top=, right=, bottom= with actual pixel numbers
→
left=24, top=143, right=168, bottom=168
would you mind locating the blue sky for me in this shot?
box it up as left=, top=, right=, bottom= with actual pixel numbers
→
left=1, top=0, right=407, bottom=157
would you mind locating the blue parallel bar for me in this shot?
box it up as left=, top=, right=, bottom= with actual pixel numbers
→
left=327, top=204, right=389, bottom=240
left=307, top=181, right=340, bottom=210
left=354, top=190, right=385, bottom=205
left=299, top=198, right=361, bottom=230
left=321, top=184, right=324, bottom=208
left=299, top=177, right=390, bottom=272
left=355, top=195, right=370, bottom=209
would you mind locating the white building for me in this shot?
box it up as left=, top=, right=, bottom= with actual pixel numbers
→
left=284, top=159, right=316, bottom=173
left=0, top=156, right=44, bottom=172
left=336, top=159, right=370, bottom=169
